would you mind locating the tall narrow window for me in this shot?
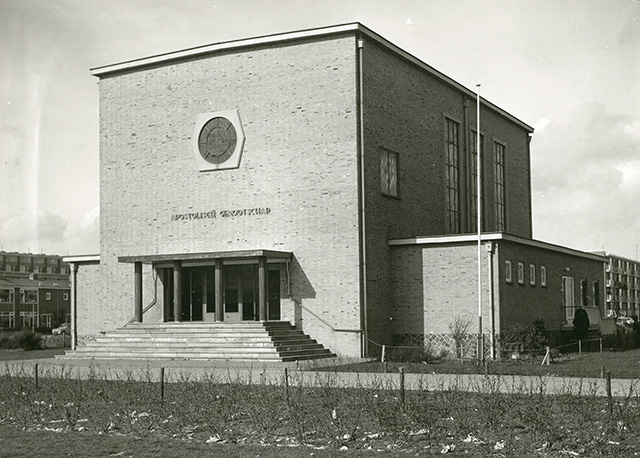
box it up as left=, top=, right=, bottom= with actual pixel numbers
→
left=529, top=264, right=536, bottom=286
left=581, top=279, right=588, bottom=306
left=593, top=281, right=600, bottom=307
left=541, top=266, right=547, bottom=287
left=470, top=130, right=484, bottom=232
left=380, top=149, right=398, bottom=197
left=445, top=118, right=460, bottom=233
left=517, top=262, right=525, bottom=285
left=494, top=142, right=506, bottom=232
left=563, top=276, right=575, bottom=323
left=505, top=260, right=512, bottom=283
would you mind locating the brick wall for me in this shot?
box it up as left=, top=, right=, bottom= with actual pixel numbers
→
left=96, top=35, right=363, bottom=356
left=360, top=38, right=532, bottom=354
left=496, top=240, right=605, bottom=332
left=390, top=237, right=605, bottom=355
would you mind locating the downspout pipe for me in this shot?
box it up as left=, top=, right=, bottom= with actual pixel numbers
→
left=357, top=35, right=368, bottom=357
left=487, top=242, right=496, bottom=359
left=71, top=263, right=78, bottom=350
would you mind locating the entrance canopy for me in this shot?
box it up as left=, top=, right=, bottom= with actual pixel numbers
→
left=118, top=250, right=292, bottom=324
left=118, top=249, right=292, bottom=265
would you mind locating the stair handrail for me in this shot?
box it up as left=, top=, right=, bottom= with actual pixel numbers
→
left=127, top=269, right=158, bottom=325
left=295, top=301, right=363, bottom=333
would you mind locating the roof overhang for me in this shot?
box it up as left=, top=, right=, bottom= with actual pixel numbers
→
left=118, top=249, right=292, bottom=264
left=90, top=22, right=533, bottom=133
left=389, top=233, right=607, bottom=262
left=63, top=255, right=100, bottom=264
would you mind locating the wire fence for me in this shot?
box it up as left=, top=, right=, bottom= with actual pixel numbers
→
left=368, top=335, right=607, bottom=366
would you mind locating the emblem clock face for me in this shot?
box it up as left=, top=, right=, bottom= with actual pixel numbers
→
left=198, top=117, right=238, bottom=164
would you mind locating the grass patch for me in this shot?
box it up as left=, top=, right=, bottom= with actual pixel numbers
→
left=317, top=348, right=640, bottom=379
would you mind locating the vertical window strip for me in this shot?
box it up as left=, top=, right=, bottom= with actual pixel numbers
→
left=380, top=151, right=389, bottom=195
left=388, top=152, right=397, bottom=196
left=494, top=142, right=506, bottom=231
left=445, top=119, right=460, bottom=233
left=470, top=131, right=484, bottom=232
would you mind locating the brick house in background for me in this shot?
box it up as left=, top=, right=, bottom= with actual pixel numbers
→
left=0, top=252, right=70, bottom=329
left=64, top=23, right=606, bottom=361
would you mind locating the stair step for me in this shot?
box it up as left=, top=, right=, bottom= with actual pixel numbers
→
left=60, top=321, right=336, bottom=362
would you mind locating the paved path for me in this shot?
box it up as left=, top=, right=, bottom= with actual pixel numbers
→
left=2, top=357, right=638, bottom=398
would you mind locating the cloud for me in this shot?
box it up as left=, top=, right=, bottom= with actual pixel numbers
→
left=531, top=102, right=640, bottom=257
left=0, top=209, right=65, bottom=252
left=0, top=207, right=99, bottom=255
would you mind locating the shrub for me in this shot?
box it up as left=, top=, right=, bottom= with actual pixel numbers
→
left=0, top=334, right=18, bottom=349
left=523, top=318, right=548, bottom=351
left=13, top=330, right=42, bottom=351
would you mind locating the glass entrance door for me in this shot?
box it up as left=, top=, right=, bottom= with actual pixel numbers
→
left=224, top=264, right=257, bottom=322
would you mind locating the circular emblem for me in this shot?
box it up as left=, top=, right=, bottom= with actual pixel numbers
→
left=198, top=117, right=238, bottom=164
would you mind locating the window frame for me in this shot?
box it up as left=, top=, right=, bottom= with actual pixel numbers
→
left=494, top=140, right=506, bottom=232
left=529, top=264, right=536, bottom=286
left=380, top=148, right=399, bottom=198
left=540, top=266, right=547, bottom=287
left=444, top=117, right=461, bottom=233
left=517, top=262, right=525, bottom=285
left=505, top=260, right=512, bottom=283
left=469, top=129, right=485, bottom=232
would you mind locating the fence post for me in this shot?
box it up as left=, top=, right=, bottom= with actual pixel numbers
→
left=578, top=340, right=582, bottom=355
left=34, top=363, right=38, bottom=392
left=605, top=371, right=612, bottom=415
left=541, top=346, right=551, bottom=365
left=381, top=345, right=386, bottom=363
left=284, top=367, right=290, bottom=401
left=600, top=338, right=603, bottom=354
left=160, top=367, right=165, bottom=401
left=399, top=367, right=405, bottom=405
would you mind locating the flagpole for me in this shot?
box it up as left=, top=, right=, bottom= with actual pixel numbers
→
left=476, top=83, right=483, bottom=364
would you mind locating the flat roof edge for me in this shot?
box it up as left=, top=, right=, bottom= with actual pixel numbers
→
left=389, top=233, right=607, bottom=262
left=90, top=22, right=361, bottom=76
left=63, top=255, right=100, bottom=263
left=118, top=249, right=292, bottom=264
left=90, top=22, right=532, bottom=132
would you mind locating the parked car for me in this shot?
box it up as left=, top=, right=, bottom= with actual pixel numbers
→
left=52, top=323, right=70, bottom=335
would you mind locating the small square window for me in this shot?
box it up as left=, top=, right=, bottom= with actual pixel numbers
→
left=45, top=292, right=51, bottom=301
left=517, top=262, right=525, bottom=285
left=505, top=260, right=512, bottom=283
left=541, top=266, right=547, bottom=287
left=529, top=264, right=536, bottom=286
left=63, top=293, right=69, bottom=301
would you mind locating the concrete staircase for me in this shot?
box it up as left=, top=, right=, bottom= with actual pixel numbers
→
left=56, top=321, right=336, bottom=362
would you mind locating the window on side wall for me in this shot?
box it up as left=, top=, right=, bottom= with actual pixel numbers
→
left=494, top=141, right=506, bottom=232
left=45, top=292, right=51, bottom=301
left=540, top=266, right=547, bottom=287
left=580, top=279, right=588, bottom=306
left=380, top=148, right=399, bottom=198
left=445, top=118, right=460, bottom=233
left=505, top=260, right=512, bottom=283
left=593, top=281, right=600, bottom=307
left=529, top=264, right=536, bottom=286
left=517, top=262, right=525, bottom=285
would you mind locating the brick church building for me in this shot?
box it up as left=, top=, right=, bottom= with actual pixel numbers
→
left=65, top=23, right=605, bottom=361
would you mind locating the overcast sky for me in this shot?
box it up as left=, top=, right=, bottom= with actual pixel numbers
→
left=1, top=0, right=639, bottom=259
